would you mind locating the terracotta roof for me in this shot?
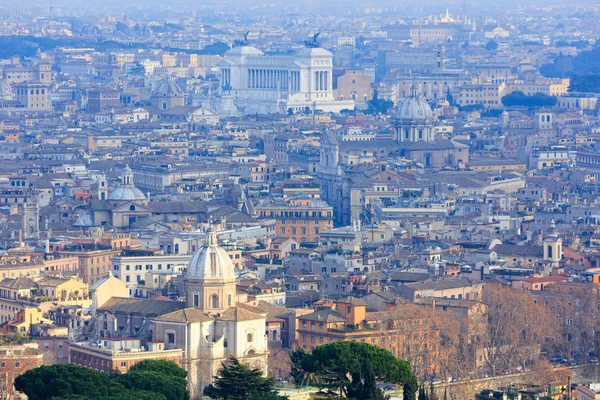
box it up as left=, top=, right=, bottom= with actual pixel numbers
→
left=154, top=307, right=213, bottom=323
left=336, top=296, right=367, bottom=306
left=522, top=276, right=568, bottom=284
left=254, top=300, right=288, bottom=322
left=0, top=277, right=37, bottom=290
left=218, top=303, right=266, bottom=322
left=493, top=244, right=543, bottom=258
left=98, top=297, right=185, bottom=316
left=298, top=308, right=346, bottom=323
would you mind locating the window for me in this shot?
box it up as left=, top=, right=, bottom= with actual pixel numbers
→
left=247, top=333, right=254, bottom=342
left=227, top=294, right=232, bottom=306
left=211, top=294, right=219, bottom=308
left=167, top=332, right=175, bottom=344
left=14, top=361, right=20, bottom=368
left=121, top=362, right=127, bottom=367
left=193, top=294, right=199, bottom=307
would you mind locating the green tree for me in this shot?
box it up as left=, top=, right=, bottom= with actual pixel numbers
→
left=290, top=341, right=413, bottom=398
left=359, top=360, right=388, bottom=400
left=501, top=91, right=558, bottom=108
left=128, top=359, right=187, bottom=379
left=115, top=371, right=189, bottom=400
left=14, top=362, right=187, bottom=400
left=14, top=364, right=119, bottom=400
left=403, top=375, right=418, bottom=400
left=485, top=40, right=499, bottom=51
left=204, top=356, right=285, bottom=400
left=418, top=385, right=427, bottom=400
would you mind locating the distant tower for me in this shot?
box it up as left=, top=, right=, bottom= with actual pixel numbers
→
left=98, top=176, right=108, bottom=200
left=318, top=131, right=344, bottom=224
left=501, top=109, right=510, bottom=130
left=535, top=111, right=553, bottom=131
left=22, top=201, right=40, bottom=240
left=543, top=220, right=562, bottom=272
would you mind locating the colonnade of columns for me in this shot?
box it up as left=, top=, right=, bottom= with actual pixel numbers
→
left=221, top=69, right=231, bottom=87
left=247, top=69, right=300, bottom=91
left=314, top=70, right=329, bottom=91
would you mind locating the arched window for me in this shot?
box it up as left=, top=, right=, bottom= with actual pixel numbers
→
left=547, top=245, right=553, bottom=259
left=129, top=205, right=135, bottom=211
left=272, top=330, right=278, bottom=341
left=211, top=294, right=219, bottom=309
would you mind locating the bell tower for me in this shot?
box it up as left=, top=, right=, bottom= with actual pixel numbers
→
left=22, top=201, right=40, bottom=240
left=543, top=220, right=562, bottom=271
left=98, top=176, right=108, bottom=200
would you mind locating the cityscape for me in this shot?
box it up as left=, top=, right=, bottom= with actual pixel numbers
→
left=0, top=0, right=599, bottom=399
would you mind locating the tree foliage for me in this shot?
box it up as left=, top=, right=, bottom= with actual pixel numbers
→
left=569, top=74, right=600, bottom=93
left=501, top=91, right=557, bottom=108
left=290, top=341, right=413, bottom=398
left=204, top=356, right=285, bottom=400
left=14, top=361, right=188, bottom=400
left=540, top=45, right=600, bottom=78
left=485, top=40, right=498, bottom=51
left=129, top=359, right=187, bottom=379
left=403, top=375, right=418, bottom=400
left=115, top=371, right=189, bottom=400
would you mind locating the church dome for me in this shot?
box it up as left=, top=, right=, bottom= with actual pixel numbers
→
left=108, top=186, right=147, bottom=201
left=187, top=229, right=236, bottom=282
left=154, top=77, right=184, bottom=97
left=108, top=164, right=146, bottom=202
left=396, top=86, right=433, bottom=121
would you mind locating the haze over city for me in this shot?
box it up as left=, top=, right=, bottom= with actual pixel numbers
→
left=0, top=0, right=598, bottom=399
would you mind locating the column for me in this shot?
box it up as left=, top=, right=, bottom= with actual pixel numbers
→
left=325, top=71, right=328, bottom=91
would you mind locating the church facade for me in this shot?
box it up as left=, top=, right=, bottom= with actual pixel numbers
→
left=318, top=85, right=468, bottom=225
left=152, top=229, right=269, bottom=398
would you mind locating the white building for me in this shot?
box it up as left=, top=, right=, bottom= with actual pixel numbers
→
left=220, top=45, right=354, bottom=114
left=152, top=229, right=268, bottom=398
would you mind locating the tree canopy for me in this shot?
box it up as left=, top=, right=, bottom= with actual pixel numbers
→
left=540, top=45, right=600, bottom=78
left=290, top=341, right=414, bottom=399
left=14, top=361, right=188, bottom=400
left=501, top=91, right=557, bottom=108
left=204, top=356, right=285, bottom=400
left=485, top=40, right=499, bottom=51
left=569, top=74, right=600, bottom=93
